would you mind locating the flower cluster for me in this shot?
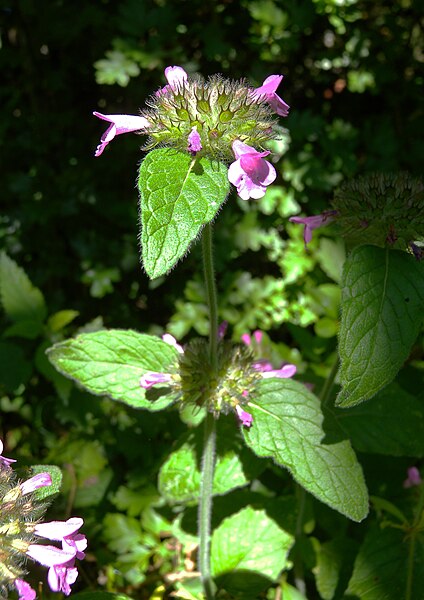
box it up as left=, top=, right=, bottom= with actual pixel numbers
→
left=93, top=65, right=289, bottom=200
left=289, top=173, right=424, bottom=253
left=139, top=331, right=296, bottom=427
left=0, top=440, right=86, bottom=600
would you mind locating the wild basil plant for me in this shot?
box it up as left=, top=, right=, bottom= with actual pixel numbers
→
left=46, top=66, right=424, bottom=599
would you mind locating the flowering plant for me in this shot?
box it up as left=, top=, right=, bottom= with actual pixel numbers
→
left=41, top=64, right=424, bottom=599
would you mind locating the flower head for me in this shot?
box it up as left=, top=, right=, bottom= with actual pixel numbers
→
left=289, top=210, right=338, bottom=246
left=252, top=75, right=290, bottom=117
left=228, top=140, right=277, bottom=200
left=93, top=112, right=150, bottom=156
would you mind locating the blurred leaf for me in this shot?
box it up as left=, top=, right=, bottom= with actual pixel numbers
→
left=47, top=330, right=179, bottom=410
left=0, top=341, right=32, bottom=392
left=346, top=526, right=424, bottom=599
left=337, top=246, right=424, bottom=407
left=211, top=506, right=293, bottom=597
left=94, top=50, right=140, bottom=87
left=72, top=594, right=133, bottom=600
left=335, top=384, right=424, bottom=456
left=47, top=310, right=79, bottom=332
left=138, top=149, right=229, bottom=279
left=243, top=379, right=369, bottom=522
left=0, top=252, right=47, bottom=323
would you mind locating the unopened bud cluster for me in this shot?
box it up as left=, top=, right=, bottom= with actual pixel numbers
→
left=332, top=172, right=424, bottom=249
left=143, top=75, right=277, bottom=162
left=177, top=339, right=261, bottom=417
left=0, top=468, right=43, bottom=594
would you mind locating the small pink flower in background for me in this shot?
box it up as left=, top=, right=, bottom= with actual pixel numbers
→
left=253, top=74, right=290, bottom=117
left=15, top=579, right=36, bottom=600
left=228, top=140, right=276, bottom=200
left=187, top=126, right=202, bottom=154
left=0, top=438, right=16, bottom=469
left=403, top=466, right=422, bottom=488
left=20, top=472, right=52, bottom=495
left=289, top=210, right=338, bottom=246
left=93, top=112, right=151, bottom=156
left=235, top=405, right=253, bottom=428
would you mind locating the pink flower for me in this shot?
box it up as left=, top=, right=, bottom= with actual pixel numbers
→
left=260, top=364, right=297, bottom=379
left=15, top=579, right=36, bottom=600
left=235, top=405, right=253, bottom=428
left=162, top=333, right=184, bottom=354
left=26, top=544, right=79, bottom=596
left=20, top=472, right=52, bottom=495
left=34, top=517, right=87, bottom=560
left=228, top=140, right=277, bottom=200
left=187, top=126, right=202, bottom=154
left=140, top=372, right=173, bottom=389
left=164, top=65, right=188, bottom=89
left=252, top=75, right=290, bottom=117
left=47, top=559, right=79, bottom=596
left=289, top=210, right=338, bottom=246
left=0, top=438, right=16, bottom=469
left=93, top=112, right=151, bottom=156
left=157, top=65, right=188, bottom=95
left=403, top=466, right=422, bottom=488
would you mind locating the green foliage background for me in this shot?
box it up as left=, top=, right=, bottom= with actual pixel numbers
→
left=1, top=0, right=423, bottom=598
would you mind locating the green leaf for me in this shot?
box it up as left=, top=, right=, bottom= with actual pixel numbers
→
left=72, top=593, right=134, bottom=600
left=211, top=506, right=294, bottom=597
left=159, top=422, right=261, bottom=503
left=0, top=252, right=47, bottom=323
left=47, top=329, right=179, bottom=410
left=243, top=379, right=369, bottom=522
left=138, top=148, right=229, bottom=279
left=312, top=536, right=358, bottom=600
left=346, top=526, right=424, bottom=599
left=47, top=309, right=80, bottom=332
left=335, top=384, right=424, bottom=456
left=337, top=246, right=424, bottom=407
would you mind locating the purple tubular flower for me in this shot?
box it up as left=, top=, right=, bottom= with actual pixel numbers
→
left=187, top=126, right=202, bottom=154
left=162, top=333, right=184, bottom=354
left=289, top=210, right=338, bottom=246
left=253, top=75, right=290, bottom=117
left=164, top=65, right=188, bottom=89
left=34, top=517, right=87, bottom=560
left=20, top=472, right=52, bottom=495
left=47, top=559, right=78, bottom=596
left=26, top=544, right=80, bottom=595
left=140, top=372, right=173, bottom=389
left=0, top=439, right=16, bottom=469
left=156, top=65, right=188, bottom=95
left=15, top=579, right=36, bottom=600
left=93, top=112, right=150, bottom=157
left=235, top=405, right=253, bottom=428
left=260, top=364, right=297, bottom=379
left=228, top=140, right=277, bottom=200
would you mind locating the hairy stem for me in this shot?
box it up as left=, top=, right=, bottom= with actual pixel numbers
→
left=198, top=222, right=218, bottom=599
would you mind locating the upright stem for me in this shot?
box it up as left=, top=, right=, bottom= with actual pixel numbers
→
left=202, top=223, right=218, bottom=368
left=198, top=222, right=218, bottom=599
